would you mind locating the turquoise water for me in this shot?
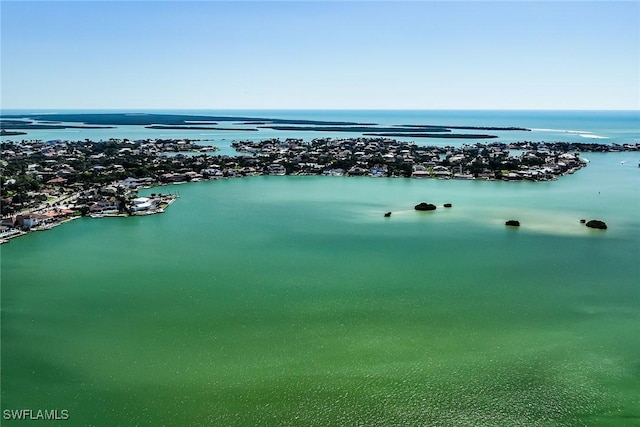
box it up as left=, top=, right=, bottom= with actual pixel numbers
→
left=1, top=111, right=639, bottom=426
left=2, top=109, right=639, bottom=149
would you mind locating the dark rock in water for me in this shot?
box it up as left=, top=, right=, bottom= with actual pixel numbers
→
left=505, top=220, right=520, bottom=227
left=579, top=219, right=586, bottom=224
left=384, top=212, right=392, bottom=217
left=415, top=202, right=437, bottom=211
left=443, top=203, right=452, bottom=208
left=586, top=220, right=607, bottom=229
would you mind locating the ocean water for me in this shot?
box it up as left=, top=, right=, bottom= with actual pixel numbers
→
left=1, top=111, right=639, bottom=426
left=2, top=109, right=639, bottom=150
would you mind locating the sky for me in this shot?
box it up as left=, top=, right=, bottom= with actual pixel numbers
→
left=1, top=1, right=638, bottom=110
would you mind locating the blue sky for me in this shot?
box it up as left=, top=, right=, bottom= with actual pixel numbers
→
left=1, top=1, right=638, bottom=110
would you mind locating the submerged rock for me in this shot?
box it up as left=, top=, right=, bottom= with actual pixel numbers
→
left=384, top=211, right=392, bottom=217
left=505, top=220, right=520, bottom=227
left=443, top=203, right=452, bottom=208
left=586, top=220, right=607, bottom=230
left=415, top=202, right=437, bottom=211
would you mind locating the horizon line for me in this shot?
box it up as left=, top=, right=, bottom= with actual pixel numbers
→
left=2, top=108, right=638, bottom=112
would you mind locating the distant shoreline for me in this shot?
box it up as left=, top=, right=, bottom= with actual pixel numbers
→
left=145, top=125, right=259, bottom=131
left=1, top=112, right=532, bottom=139
left=0, top=130, right=27, bottom=136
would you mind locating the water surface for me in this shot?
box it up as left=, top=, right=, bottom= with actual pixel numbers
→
left=1, top=111, right=639, bottom=426
left=2, top=151, right=639, bottom=426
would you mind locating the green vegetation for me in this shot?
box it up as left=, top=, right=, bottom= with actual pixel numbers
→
left=2, top=113, right=532, bottom=139
left=1, top=113, right=370, bottom=127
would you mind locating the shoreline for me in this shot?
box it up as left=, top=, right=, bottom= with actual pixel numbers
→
left=1, top=136, right=638, bottom=243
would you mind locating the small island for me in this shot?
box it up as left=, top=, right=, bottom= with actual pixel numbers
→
left=1, top=130, right=27, bottom=136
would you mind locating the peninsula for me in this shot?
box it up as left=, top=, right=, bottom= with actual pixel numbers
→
left=1, top=136, right=638, bottom=242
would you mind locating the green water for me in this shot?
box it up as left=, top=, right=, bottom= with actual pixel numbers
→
left=2, top=153, right=639, bottom=426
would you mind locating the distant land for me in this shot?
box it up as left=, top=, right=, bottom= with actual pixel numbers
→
left=0, top=123, right=114, bottom=131
left=1, top=113, right=531, bottom=139
left=145, top=126, right=259, bottom=131
left=0, top=130, right=27, bottom=136
left=364, top=133, right=499, bottom=139
left=400, top=124, right=530, bottom=131
left=260, top=125, right=451, bottom=133
left=0, top=113, right=372, bottom=126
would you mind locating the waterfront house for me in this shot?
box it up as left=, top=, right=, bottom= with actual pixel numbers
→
left=412, top=164, right=428, bottom=174
left=369, top=165, right=387, bottom=177
left=322, top=168, right=344, bottom=176
left=347, top=166, right=367, bottom=176
left=453, top=173, right=475, bottom=180
left=505, top=172, right=523, bottom=181
left=201, top=168, right=223, bottom=178
left=89, top=200, right=120, bottom=214
left=15, top=214, right=46, bottom=229
left=184, top=171, right=202, bottom=181
left=160, top=173, right=187, bottom=183
left=1, top=216, right=16, bottom=228
left=267, top=164, right=287, bottom=175
left=432, top=166, right=452, bottom=178
left=131, top=197, right=154, bottom=212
